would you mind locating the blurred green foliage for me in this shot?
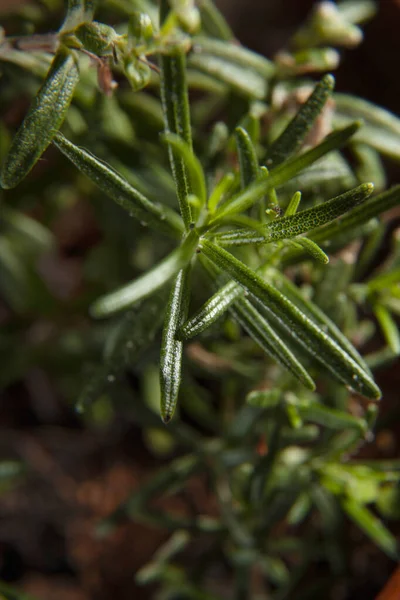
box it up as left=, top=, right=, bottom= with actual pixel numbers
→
left=0, top=0, right=400, bottom=598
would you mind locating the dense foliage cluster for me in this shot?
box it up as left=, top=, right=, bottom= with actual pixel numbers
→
left=0, top=0, right=400, bottom=597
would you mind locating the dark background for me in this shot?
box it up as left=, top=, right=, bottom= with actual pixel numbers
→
left=0, top=1, right=399, bottom=599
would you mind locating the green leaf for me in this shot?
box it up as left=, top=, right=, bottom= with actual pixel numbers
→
left=162, top=132, right=207, bottom=206
left=334, top=94, right=400, bottom=160
left=208, top=172, right=236, bottom=214
left=160, top=267, right=192, bottom=423
left=230, top=298, right=316, bottom=390
left=289, top=237, right=329, bottom=264
left=311, top=185, right=400, bottom=246
left=179, top=279, right=241, bottom=339
left=341, top=498, right=399, bottom=559
left=188, top=54, right=268, bottom=100
left=60, top=0, right=97, bottom=31
left=214, top=183, right=373, bottom=246
left=265, top=74, right=335, bottom=168
left=91, top=229, right=199, bottom=318
left=298, top=403, right=366, bottom=431
left=200, top=240, right=381, bottom=399
left=159, top=46, right=193, bottom=229
left=198, top=0, right=234, bottom=40
left=235, top=127, right=260, bottom=188
left=210, top=122, right=361, bottom=224
left=284, top=191, right=302, bottom=216
left=191, top=36, right=275, bottom=79
left=246, top=389, right=281, bottom=409
left=0, top=49, right=79, bottom=189
left=352, top=143, right=386, bottom=192
left=53, top=133, right=183, bottom=237
left=270, top=270, right=372, bottom=376
left=374, top=304, right=400, bottom=355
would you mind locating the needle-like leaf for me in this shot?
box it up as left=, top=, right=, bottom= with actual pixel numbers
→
left=231, top=298, right=316, bottom=390
left=311, top=185, right=400, bottom=245
left=298, top=403, right=366, bottom=431
left=200, top=240, right=381, bottom=399
left=210, top=122, right=361, bottom=224
left=214, top=183, right=373, bottom=246
left=265, top=74, right=335, bottom=168
left=270, top=270, right=372, bottom=375
left=54, top=133, right=183, bottom=237
left=374, top=304, right=400, bottom=355
left=91, top=230, right=199, bottom=318
left=235, top=127, right=260, bottom=188
left=179, top=278, right=242, bottom=339
left=198, top=0, right=235, bottom=40
left=289, top=237, right=329, bottom=264
left=0, top=49, right=79, bottom=189
left=160, top=267, right=192, bottom=423
left=161, top=133, right=207, bottom=206
left=60, top=0, right=96, bottom=31
left=159, top=42, right=193, bottom=229
left=341, top=498, right=399, bottom=559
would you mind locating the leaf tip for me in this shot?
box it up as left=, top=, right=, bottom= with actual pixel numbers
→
left=323, top=73, right=335, bottom=90
left=162, top=412, right=173, bottom=424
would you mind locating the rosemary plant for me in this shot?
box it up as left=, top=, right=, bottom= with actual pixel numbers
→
left=0, top=0, right=400, bottom=597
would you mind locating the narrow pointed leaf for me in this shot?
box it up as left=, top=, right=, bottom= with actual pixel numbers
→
left=285, top=191, right=302, bottom=216
left=374, top=304, right=400, bottom=355
left=162, top=133, right=207, bottom=206
left=231, top=298, right=316, bottom=390
left=0, top=49, right=79, bottom=189
left=214, top=183, right=373, bottom=246
left=160, top=267, right=191, bottom=423
left=159, top=46, right=193, bottom=229
left=211, top=122, right=361, bottom=224
left=198, top=0, right=234, bottom=40
left=290, top=237, right=329, bottom=264
left=208, top=172, right=236, bottom=214
left=200, top=240, right=381, bottom=399
left=235, top=127, right=260, bottom=188
left=60, top=0, right=96, bottom=31
left=298, top=404, right=366, bottom=431
left=265, top=74, right=335, bottom=168
left=91, top=230, right=199, bottom=318
left=54, top=133, right=183, bottom=236
left=341, top=498, right=399, bottom=559
left=179, top=279, right=241, bottom=339
left=270, top=270, right=372, bottom=375
left=311, top=185, right=400, bottom=246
